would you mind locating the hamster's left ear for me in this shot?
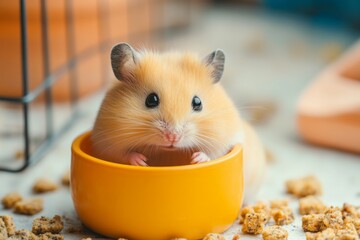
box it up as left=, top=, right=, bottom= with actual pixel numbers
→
left=202, top=49, right=225, bottom=83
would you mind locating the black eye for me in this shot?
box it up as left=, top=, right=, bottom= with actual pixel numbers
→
left=145, top=93, right=159, bottom=108
left=192, top=96, right=202, bottom=112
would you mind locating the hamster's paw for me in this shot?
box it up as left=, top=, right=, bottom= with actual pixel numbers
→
left=191, top=152, right=210, bottom=164
left=128, top=152, right=148, bottom=166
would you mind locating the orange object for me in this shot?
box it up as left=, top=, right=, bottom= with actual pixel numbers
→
left=0, top=1, right=149, bottom=102
left=297, top=40, right=360, bottom=153
left=71, top=132, right=244, bottom=239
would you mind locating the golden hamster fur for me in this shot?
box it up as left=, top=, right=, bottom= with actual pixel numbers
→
left=92, top=43, right=266, bottom=201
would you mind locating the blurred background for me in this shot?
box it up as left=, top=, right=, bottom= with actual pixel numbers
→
left=2, top=0, right=359, bottom=171
left=0, top=0, right=359, bottom=238
left=0, top=0, right=359, bottom=165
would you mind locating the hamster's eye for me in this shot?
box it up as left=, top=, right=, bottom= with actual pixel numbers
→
left=192, top=96, right=202, bottom=112
left=145, top=93, right=159, bottom=108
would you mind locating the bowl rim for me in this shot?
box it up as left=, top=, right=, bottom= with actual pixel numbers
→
left=72, top=131, right=242, bottom=172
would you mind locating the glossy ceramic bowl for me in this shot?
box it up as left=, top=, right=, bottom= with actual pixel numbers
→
left=71, top=131, right=243, bottom=240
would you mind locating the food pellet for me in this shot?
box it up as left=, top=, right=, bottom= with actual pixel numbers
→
left=32, top=215, right=63, bottom=235
left=299, top=196, right=327, bottom=215
left=242, top=212, right=267, bottom=234
left=202, top=233, right=225, bottom=240
left=323, top=207, right=344, bottom=230
left=13, top=198, right=43, bottom=215
left=305, top=228, right=335, bottom=240
left=0, top=216, right=15, bottom=236
left=32, top=179, right=58, bottom=194
left=271, top=207, right=294, bottom=225
left=302, top=214, right=325, bottom=232
left=7, top=230, right=38, bottom=240
left=262, top=225, right=288, bottom=240
left=286, top=175, right=322, bottom=198
left=1, top=192, right=23, bottom=209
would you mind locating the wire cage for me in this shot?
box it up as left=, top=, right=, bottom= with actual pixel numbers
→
left=0, top=0, right=194, bottom=172
left=0, top=0, right=110, bottom=172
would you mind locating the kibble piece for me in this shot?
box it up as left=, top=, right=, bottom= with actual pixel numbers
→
left=271, top=207, right=294, bottom=225
left=7, top=230, right=38, bottom=240
left=0, top=218, right=8, bottom=240
left=305, top=228, right=335, bottom=240
left=335, top=223, right=358, bottom=240
left=32, top=178, right=58, bottom=194
left=344, top=217, right=360, bottom=235
left=32, top=215, right=63, bottom=234
left=61, top=171, right=70, bottom=186
left=239, top=206, right=255, bottom=223
left=232, top=234, right=241, bottom=240
left=242, top=212, right=267, bottom=234
left=323, top=207, right=343, bottom=230
left=262, top=225, right=288, bottom=240
left=202, top=233, right=225, bottom=240
left=342, top=203, right=360, bottom=219
left=286, top=175, right=322, bottom=198
left=269, top=199, right=293, bottom=225
left=1, top=192, right=23, bottom=209
left=270, top=199, right=289, bottom=209
left=253, top=202, right=271, bottom=223
left=240, top=202, right=271, bottom=224
left=302, top=214, right=326, bottom=232
left=0, top=216, right=16, bottom=236
left=14, top=198, right=43, bottom=215
left=38, top=232, right=64, bottom=240
left=299, top=196, right=327, bottom=215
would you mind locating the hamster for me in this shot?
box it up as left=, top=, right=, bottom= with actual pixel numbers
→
left=92, top=43, right=266, bottom=202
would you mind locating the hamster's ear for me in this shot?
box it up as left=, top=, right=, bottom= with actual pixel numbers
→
left=111, top=43, right=140, bottom=81
left=202, top=49, right=225, bottom=83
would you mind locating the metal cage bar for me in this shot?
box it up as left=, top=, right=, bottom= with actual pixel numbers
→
left=0, top=0, right=112, bottom=172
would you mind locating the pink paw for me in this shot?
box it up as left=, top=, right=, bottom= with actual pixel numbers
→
left=191, top=152, right=210, bottom=164
left=128, top=152, right=148, bottom=166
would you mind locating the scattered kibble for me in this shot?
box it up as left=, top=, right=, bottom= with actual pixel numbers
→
left=242, top=212, right=267, bottom=234
left=61, top=171, right=70, bottom=186
left=286, top=175, right=322, bottom=198
left=271, top=207, right=294, bottom=225
left=202, top=233, right=225, bottom=240
left=32, top=215, right=63, bottom=235
left=299, top=196, right=327, bottom=215
left=0, top=216, right=15, bottom=237
left=232, top=234, right=241, bottom=240
left=305, top=228, right=335, bottom=240
left=32, top=179, right=58, bottom=194
left=37, top=232, right=64, bottom=240
left=13, top=198, right=44, bottom=216
left=240, top=202, right=271, bottom=224
left=270, top=199, right=289, bottom=209
left=323, top=207, right=344, bottom=230
left=262, top=225, right=288, bottom=240
left=7, top=229, right=38, bottom=240
left=1, top=192, right=23, bottom=209
left=302, top=214, right=326, bottom=232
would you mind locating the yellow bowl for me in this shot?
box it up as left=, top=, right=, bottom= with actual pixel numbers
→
left=71, top=131, right=244, bottom=240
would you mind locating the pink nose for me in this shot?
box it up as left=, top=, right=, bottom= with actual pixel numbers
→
left=165, top=133, right=179, bottom=143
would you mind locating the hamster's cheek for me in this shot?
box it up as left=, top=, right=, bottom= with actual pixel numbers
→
left=175, top=129, right=198, bottom=148
left=174, top=138, right=196, bottom=148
